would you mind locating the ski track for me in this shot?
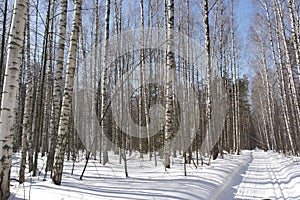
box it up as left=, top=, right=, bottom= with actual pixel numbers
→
left=233, top=151, right=300, bottom=200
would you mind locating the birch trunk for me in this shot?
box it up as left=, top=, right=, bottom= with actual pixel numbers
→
left=164, top=0, right=175, bottom=169
left=47, top=0, right=68, bottom=175
left=274, top=0, right=300, bottom=142
left=19, top=3, right=31, bottom=184
left=139, top=0, right=149, bottom=158
left=262, top=0, right=296, bottom=154
left=272, top=0, right=298, bottom=154
left=0, top=0, right=28, bottom=198
left=52, top=0, right=82, bottom=185
left=42, top=0, right=55, bottom=158
left=92, top=0, right=99, bottom=160
left=203, top=0, right=212, bottom=153
left=101, top=0, right=111, bottom=165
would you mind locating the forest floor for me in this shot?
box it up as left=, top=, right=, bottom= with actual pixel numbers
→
left=9, top=149, right=300, bottom=200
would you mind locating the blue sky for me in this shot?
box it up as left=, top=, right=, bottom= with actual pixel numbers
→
left=236, top=0, right=254, bottom=35
left=236, top=1, right=254, bottom=77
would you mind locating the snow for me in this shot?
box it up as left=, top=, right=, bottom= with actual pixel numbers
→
left=9, top=150, right=300, bottom=200
left=234, top=151, right=300, bottom=200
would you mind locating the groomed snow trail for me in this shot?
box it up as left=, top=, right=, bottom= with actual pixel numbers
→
left=234, top=151, right=300, bottom=200
left=9, top=151, right=300, bottom=200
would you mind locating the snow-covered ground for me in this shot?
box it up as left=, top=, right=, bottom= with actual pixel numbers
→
left=9, top=150, right=300, bottom=200
left=233, top=151, right=300, bottom=200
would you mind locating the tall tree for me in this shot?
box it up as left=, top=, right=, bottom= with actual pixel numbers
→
left=47, top=0, right=68, bottom=176
left=203, top=0, right=212, bottom=154
left=32, top=0, right=51, bottom=177
left=250, top=0, right=300, bottom=154
left=19, top=2, right=31, bottom=184
left=52, top=0, right=82, bottom=185
left=273, top=0, right=300, bottom=141
left=164, top=0, right=175, bottom=169
left=0, top=0, right=28, bottom=198
left=101, top=0, right=111, bottom=165
left=92, top=0, right=99, bottom=160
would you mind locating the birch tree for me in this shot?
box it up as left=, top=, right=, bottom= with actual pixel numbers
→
left=101, top=0, right=111, bottom=165
left=203, top=0, right=212, bottom=154
left=47, top=0, right=68, bottom=176
left=19, top=3, right=31, bottom=184
left=52, top=0, right=82, bottom=185
left=164, top=0, right=175, bottom=169
left=0, top=0, right=28, bottom=198
left=251, top=0, right=300, bottom=154
left=273, top=0, right=300, bottom=142
left=269, top=0, right=297, bottom=154
left=27, top=0, right=40, bottom=172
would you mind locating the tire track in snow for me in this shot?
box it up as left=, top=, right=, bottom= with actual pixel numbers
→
left=234, top=151, right=287, bottom=200
left=265, top=156, right=285, bottom=199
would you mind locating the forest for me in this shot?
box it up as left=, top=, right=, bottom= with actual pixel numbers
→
left=0, top=0, right=299, bottom=199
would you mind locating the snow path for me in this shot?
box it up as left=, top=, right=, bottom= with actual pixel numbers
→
left=234, top=151, right=300, bottom=200
left=9, top=152, right=251, bottom=200
left=9, top=151, right=300, bottom=200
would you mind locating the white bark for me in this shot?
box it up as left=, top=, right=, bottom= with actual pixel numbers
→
left=261, top=48, right=276, bottom=149
left=272, top=0, right=298, bottom=154
left=52, top=0, right=82, bottom=185
left=47, top=0, right=68, bottom=173
left=274, top=0, right=300, bottom=140
left=203, top=0, right=212, bottom=153
left=0, top=0, right=28, bottom=198
left=164, top=0, right=175, bottom=169
left=262, top=0, right=296, bottom=154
